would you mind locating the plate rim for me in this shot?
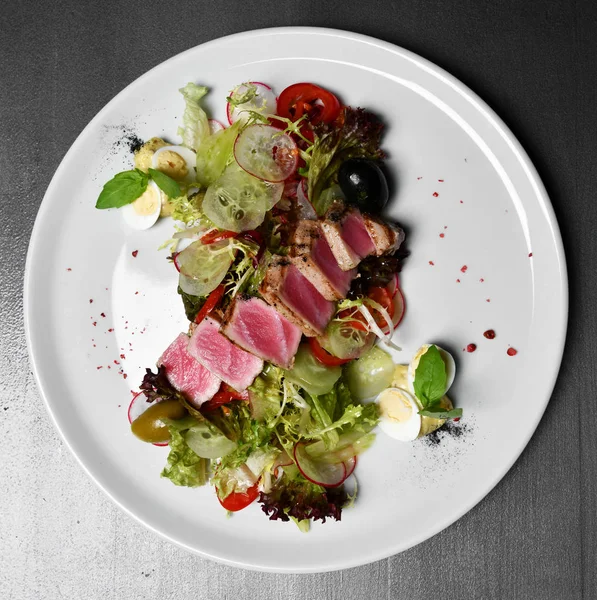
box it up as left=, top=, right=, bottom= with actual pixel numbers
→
left=23, top=25, right=569, bottom=572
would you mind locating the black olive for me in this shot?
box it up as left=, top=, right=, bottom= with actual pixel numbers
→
left=338, top=159, right=389, bottom=213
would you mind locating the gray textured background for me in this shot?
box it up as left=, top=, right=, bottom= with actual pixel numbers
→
left=1, top=1, right=595, bottom=598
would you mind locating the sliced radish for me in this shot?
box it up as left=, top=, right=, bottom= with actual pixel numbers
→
left=296, top=178, right=317, bottom=219
left=172, top=252, right=182, bottom=273
left=274, top=450, right=293, bottom=469
left=209, top=119, right=225, bottom=134
left=127, top=393, right=167, bottom=447
left=387, top=273, right=399, bottom=298
left=294, top=442, right=347, bottom=488
left=392, top=287, right=406, bottom=329
left=234, top=124, right=298, bottom=183
left=381, top=285, right=406, bottom=335
left=343, top=456, right=357, bottom=478
left=226, top=82, right=276, bottom=125
left=128, top=392, right=151, bottom=424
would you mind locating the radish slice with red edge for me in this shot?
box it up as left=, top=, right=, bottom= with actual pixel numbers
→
left=387, top=273, right=399, bottom=298
left=127, top=393, right=168, bottom=447
left=293, top=442, right=347, bottom=488
left=128, top=392, right=151, bottom=424
left=172, top=252, right=182, bottom=273
left=209, top=119, right=225, bottom=134
left=381, top=285, right=406, bottom=334
left=343, top=455, right=357, bottom=479
left=226, top=82, right=276, bottom=125
left=234, top=124, right=298, bottom=183
left=296, top=178, right=317, bottom=219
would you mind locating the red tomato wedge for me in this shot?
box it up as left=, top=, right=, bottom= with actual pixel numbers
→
left=194, top=284, right=225, bottom=324
left=367, top=286, right=395, bottom=328
left=308, top=337, right=352, bottom=366
left=201, top=229, right=238, bottom=245
left=201, top=383, right=248, bottom=413
left=217, top=483, right=260, bottom=512
left=277, top=83, right=341, bottom=124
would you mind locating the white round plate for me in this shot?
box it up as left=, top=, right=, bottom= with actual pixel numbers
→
left=24, top=27, right=567, bottom=572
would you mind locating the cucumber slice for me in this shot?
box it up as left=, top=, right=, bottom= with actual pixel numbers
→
left=203, top=164, right=282, bottom=232
left=234, top=124, right=298, bottom=183
left=176, top=238, right=233, bottom=296
left=319, top=320, right=374, bottom=360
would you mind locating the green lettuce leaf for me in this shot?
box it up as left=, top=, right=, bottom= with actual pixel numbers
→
left=161, top=424, right=208, bottom=487
left=308, top=107, right=384, bottom=212
left=195, top=120, right=242, bottom=187
left=178, top=83, right=210, bottom=152
left=248, top=364, right=283, bottom=423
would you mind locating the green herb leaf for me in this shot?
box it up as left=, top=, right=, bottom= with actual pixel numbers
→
left=412, top=345, right=447, bottom=407
left=95, top=169, right=148, bottom=209
left=419, top=407, right=463, bottom=419
left=148, top=168, right=181, bottom=198
left=226, top=83, right=258, bottom=107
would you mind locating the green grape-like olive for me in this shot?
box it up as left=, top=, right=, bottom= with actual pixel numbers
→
left=131, top=400, right=187, bottom=443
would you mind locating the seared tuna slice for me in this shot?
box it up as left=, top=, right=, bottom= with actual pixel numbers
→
left=158, top=333, right=221, bottom=408
left=260, top=258, right=335, bottom=337
left=361, top=214, right=405, bottom=256
left=188, top=317, right=263, bottom=391
left=321, top=205, right=374, bottom=270
left=289, top=220, right=356, bottom=301
left=221, top=296, right=302, bottom=369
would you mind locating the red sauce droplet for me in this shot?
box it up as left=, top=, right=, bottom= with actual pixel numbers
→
left=456, top=278, right=461, bottom=283
left=429, top=260, right=435, bottom=266
left=132, top=250, right=139, bottom=257
left=120, top=353, right=125, bottom=359
left=460, top=265, right=468, bottom=273
left=486, top=298, right=491, bottom=303
left=507, top=347, right=518, bottom=356
left=100, top=312, right=106, bottom=318
left=483, top=329, right=496, bottom=339
left=432, top=192, right=439, bottom=197
left=417, top=176, right=423, bottom=180
left=466, top=343, right=477, bottom=353
left=89, top=299, right=93, bottom=304
left=479, top=278, right=484, bottom=282
left=439, top=233, right=445, bottom=238
left=108, top=328, right=114, bottom=333
left=444, top=225, right=448, bottom=229
left=459, top=200, right=464, bottom=204
left=438, top=179, right=444, bottom=182
left=92, top=321, right=97, bottom=327
left=528, top=252, right=533, bottom=257
left=66, top=268, right=72, bottom=272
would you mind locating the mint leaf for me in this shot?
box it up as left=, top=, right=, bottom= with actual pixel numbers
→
left=148, top=168, right=181, bottom=199
left=95, top=169, right=148, bottom=209
left=413, top=345, right=447, bottom=407
left=419, top=407, right=463, bottom=419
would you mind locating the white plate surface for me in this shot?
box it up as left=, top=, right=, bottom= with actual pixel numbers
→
left=24, top=27, right=567, bottom=572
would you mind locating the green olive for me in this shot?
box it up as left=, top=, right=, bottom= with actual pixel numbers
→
left=131, top=400, right=187, bottom=443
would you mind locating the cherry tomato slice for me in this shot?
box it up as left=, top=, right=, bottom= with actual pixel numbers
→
left=336, top=309, right=369, bottom=332
left=308, top=337, right=352, bottom=366
left=201, top=384, right=248, bottom=413
left=367, top=286, right=395, bottom=328
left=218, top=483, right=260, bottom=512
left=193, top=284, right=225, bottom=324
left=277, top=83, right=341, bottom=124
left=201, top=229, right=238, bottom=245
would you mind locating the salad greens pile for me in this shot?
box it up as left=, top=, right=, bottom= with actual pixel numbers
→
left=98, top=78, right=462, bottom=530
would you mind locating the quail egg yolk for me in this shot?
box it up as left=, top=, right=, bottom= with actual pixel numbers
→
left=155, top=150, right=188, bottom=180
